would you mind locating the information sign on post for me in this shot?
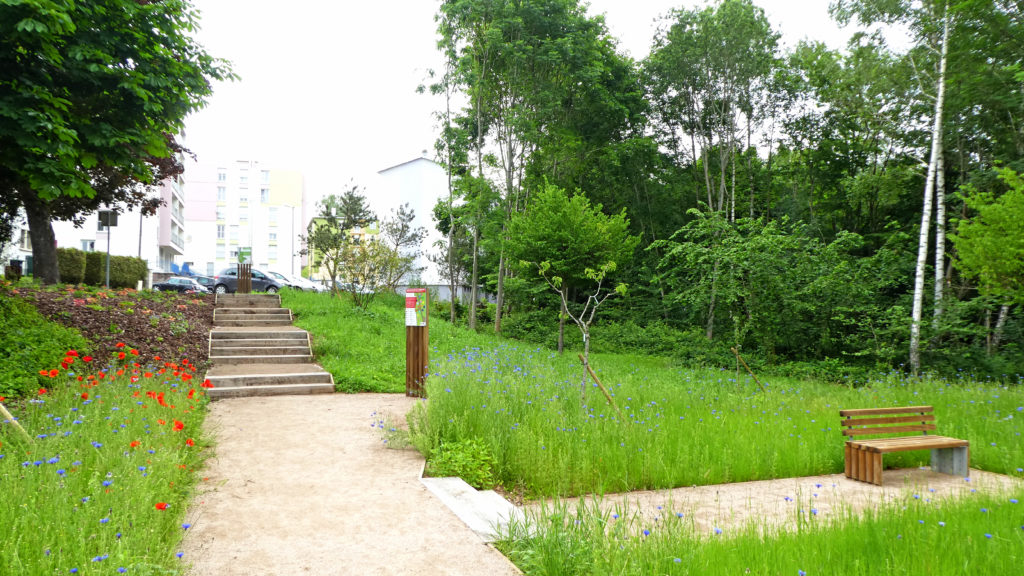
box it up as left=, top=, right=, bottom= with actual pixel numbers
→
left=405, top=288, right=428, bottom=397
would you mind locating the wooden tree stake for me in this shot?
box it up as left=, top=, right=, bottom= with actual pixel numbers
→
left=0, top=402, right=33, bottom=443
left=579, top=354, right=625, bottom=421
left=731, top=347, right=767, bottom=393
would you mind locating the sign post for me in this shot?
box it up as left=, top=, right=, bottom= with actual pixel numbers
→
left=405, top=288, right=428, bottom=397
left=98, top=210, right=118, bottom=288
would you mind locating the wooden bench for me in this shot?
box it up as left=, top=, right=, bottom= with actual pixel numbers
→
left=839, top=405, right=969, bottom=485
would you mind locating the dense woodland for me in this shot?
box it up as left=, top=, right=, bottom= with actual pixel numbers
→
left=426, top=0, right=1024, bottom=378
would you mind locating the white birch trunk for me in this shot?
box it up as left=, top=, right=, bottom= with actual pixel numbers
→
left=932, top=141, right=947, bottom=328
left=910, top=5, right=949, bottom=376
left=992, top=304, right=1010, bottom=350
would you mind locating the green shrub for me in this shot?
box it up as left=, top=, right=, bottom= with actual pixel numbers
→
left=0, top=292, right=90, bottom=398
left=427, top=437, right=497, bottom=489
left=83, top=251, right=105, bottom=285
left=56, top=247, right=87, bottom=284
left=109, top=254, right=147, bottom=288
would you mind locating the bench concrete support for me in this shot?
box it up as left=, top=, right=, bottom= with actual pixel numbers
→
left=931, top=446, right=969, bottom=477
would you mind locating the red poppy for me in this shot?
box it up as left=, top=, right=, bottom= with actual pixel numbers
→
left=172, top=420, right=184, bottom=432
left=200, top=379, right=214, bottom=389
left=38, top=369, right=48, bottom=376
left=185, top=438, right=195, bottom=447
left=115, top=342, right=126, bottom=348
left=67, top=350, right=79, bottom=357
left=154, top=502, right=168, bottom=511
left=118, top=352, right=126, bottom=360
left=130, top=349, right=138, bottom=356
left=82, top=356, right=93, bottom=362
left=48, top=369, right=59, bottom=378
left=187, top=389, right=196, bottom=400
left=153, top=355, right=161, bottom=361
left=130, top=440, right=141, bottom=448
left=144, top=372, right=153, bottom=378
left=38, top=388, right=47, bottom=395
left=81, top=392, right=88, bottom=400
left=157, top=419, right=166, bottom=425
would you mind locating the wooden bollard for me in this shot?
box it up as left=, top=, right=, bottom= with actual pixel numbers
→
left=405, top=288, right=428, bottom=397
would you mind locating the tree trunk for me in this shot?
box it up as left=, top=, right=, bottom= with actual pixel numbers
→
left=909, top=6, right=949, bottom=376
left=22, top=193, right=60, bottom=284
left=468, top=226, right=480, bottom=330
left=992, top=304, right=1010, bottom=351
left=494, top=251, right=505, bottom=333
left=706, top=260, right=719, bottom=340
left=932, top=142, right=947, bottom=328
left=557, top=286, right=566, bottom=354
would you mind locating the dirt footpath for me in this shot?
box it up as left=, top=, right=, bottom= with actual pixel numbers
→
left=181, top=394, right=521, bottom=576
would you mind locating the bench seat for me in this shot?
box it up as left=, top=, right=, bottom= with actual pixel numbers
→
left=840, top=406, right=969, bottom=485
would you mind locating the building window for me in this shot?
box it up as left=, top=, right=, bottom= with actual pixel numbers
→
left=217, top=169, right=226, bottom=182
left=268, top=207, right=278, bottom=224
left=261, top=170, right=270, bottom=184
left=81, top=240, right=95, bottom=252
left=217, top=186, right=226, bottom=201
left=268, top=247, right=277, bottom=260
left=261, top=188, right=270, bottom=203
left=19, top=230, right=31, bottom=250
left=216, top=207, right=225, bottom=220
left=229, top=225, right=239, bottom=242
left=217, top=225, right=225, bottom=239
left=269, top=232, right=277, bottom=242
left=207, top=262, right=215, bottom=275
left=229, top=249, right=239, bottom=259
left=216, top=245, right=225, bottom=259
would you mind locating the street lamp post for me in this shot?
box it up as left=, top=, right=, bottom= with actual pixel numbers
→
left=283, top=204, right=296, bottom=276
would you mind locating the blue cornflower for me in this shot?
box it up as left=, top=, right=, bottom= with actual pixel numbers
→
left=182, top=523, right=191, bottom=530
left=984, top=533, right=993, bottom=539
left=811, top=509, right=818, bottom=516
left=642, top=529, right=650, bottom=536
left=176, top=552, right=184, bottom=559
left=938, top=522, right=945, bottom=527
left=100, top=518, right=109, bottom=524
left=47, top=457, right=60, bottom=464
left=799, top=571, right=807, bottom=576
left=714, top=527, right=723, bottom=535
left=1011, top=499, right=1019, bottom=504
left=118, top=569, right=127, bottom=574
left=56, top=469, right=66, bottom=476
left=102, top=480, right=113, bottom=487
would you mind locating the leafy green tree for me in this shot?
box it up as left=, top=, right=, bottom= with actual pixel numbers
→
left=379, top=203, right=427, bottom=290
left=302, top=185, right=375, bottom=296
left=951, top=169, right=1024, bottom=306
left=506, top=182, right=638, bottom=354
left=0, top=0, right=232, bottom=283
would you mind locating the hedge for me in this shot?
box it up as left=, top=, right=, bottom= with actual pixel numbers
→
left=57, top=247, right=87, bottom=284
left=83, top=252, right=148, bottom=288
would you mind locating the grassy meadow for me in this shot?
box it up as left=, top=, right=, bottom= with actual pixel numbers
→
left=0, top=349, right=209, bottom=574
left=284, top=290, right=1024, bottom=575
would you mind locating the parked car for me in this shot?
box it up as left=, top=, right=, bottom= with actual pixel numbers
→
left=193, top=275, right=216, bottom=290
left=153, top=276, right=210, bottom=293
left=213, top=267, right=283, bottom=294
left=269, top=271, right=327, bottom=292
left=266, top=271, right=305, bottom=291
left=334, top=280, right=375, bottom=295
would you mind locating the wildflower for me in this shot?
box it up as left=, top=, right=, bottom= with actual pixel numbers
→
left=48, top=369, right=58, bottom=378
left=176, top=552, right=184, bottom=559
left=81, top=393, right=88, bottom=400
left=100, top=518, right=109, bottom=524
left=172, top=420, right=184, bottom=432
left=714, top=527, right=723, bottom=535
left=38, top=388, right=48, bottom=395
left=985, top=533, right=993, bottom=539
left=201, top=379, right=214, bottom=389
left=118, top=352, right=126, bottom=360
left=67, top=350, right=79, bottom=357
left=799, top=571, right=806, bottom=576
left=185, top=438, right=195, bottom=447
left=182, top=523, right=191, bottom=530
left=642, top=529, right=650, bottom=536
left=116, top=342, right=126, bottom=348
left=82, top=356, right=93, bottom=362
left=938, top=522, right=945, bottom=527
left=102, top=480, right=113, bottom=487
left=130, top=441, right=140, bottom=448
left=1011, top=499, right=1018, bottom=504
left=155, top=502, right=168, bottom=511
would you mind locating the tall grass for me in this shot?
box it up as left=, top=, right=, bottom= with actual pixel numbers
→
left=0, top=348, right=209, bottom=574
left=497, top=490, right=1024, bottom=575
left=281, top=290, right=500, bottom=392
left=411, top=344, right=1024, bottom=497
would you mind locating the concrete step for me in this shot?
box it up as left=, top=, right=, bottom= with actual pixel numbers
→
left=210, top=354, right=314, bottom=365
left=210, top=345, right=312, bottom=356
left=419, top=477, right=523, bottom=542
left=214, top=307, right=292, bottom=315
left=207, top=382, right=335, bottom=399
left=205, top=370, right=333, bottom=387
left=210, top=330, right=308, bottom=340
left=214, top=318, right=295, bottom=327
left=210, top=338, right=311, bottom=348
left=214, top=313, right=293, bottom=321
left=215, top=294, right=281, bottom=308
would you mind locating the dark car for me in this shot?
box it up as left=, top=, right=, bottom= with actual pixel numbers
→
left=213, top=267, right=283, bottom=294
left=153, top=276, right=209, bottom=293
left=193, top=275, right=216, bottom=290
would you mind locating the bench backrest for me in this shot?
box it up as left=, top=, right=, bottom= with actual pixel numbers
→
left=839, top=405, right=936, bottom=438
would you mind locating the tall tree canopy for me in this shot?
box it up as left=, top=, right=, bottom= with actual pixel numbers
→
left=0, top=0, right=232, bottom=283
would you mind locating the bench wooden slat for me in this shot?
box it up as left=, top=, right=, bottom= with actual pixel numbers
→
left=849, top=436, right=969, bottom=453
left=839, top=406, right=933, bottom=417
left=841, top=414, right=936, bottom=427
left=842, top=424, right=936, bottom=436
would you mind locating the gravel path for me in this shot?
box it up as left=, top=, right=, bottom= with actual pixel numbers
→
left=181, top=394, right=521, bottom=575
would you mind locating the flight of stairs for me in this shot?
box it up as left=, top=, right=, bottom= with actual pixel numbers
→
left=204, top=294, right=334, bottom=399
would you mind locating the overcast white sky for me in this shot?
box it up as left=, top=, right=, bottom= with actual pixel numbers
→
left=182, top=1, right=891, bottom=207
